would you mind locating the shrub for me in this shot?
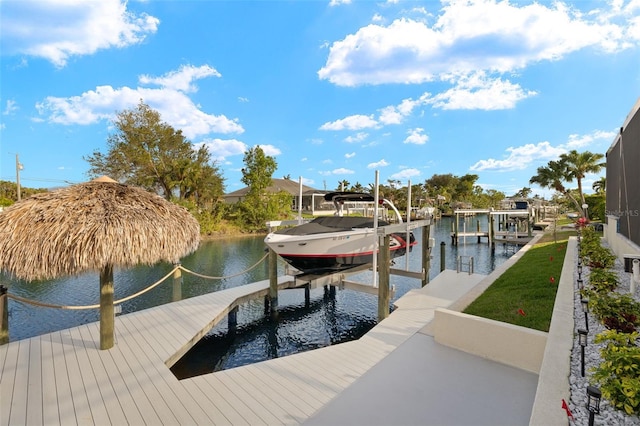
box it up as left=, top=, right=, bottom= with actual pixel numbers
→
left=592, top=330, right=640, bottom=415
left=590, top=293, right=640, bottom=333
left=589, top=268, right=620, bottom=293
left=579, top=227, right=616, bottom=268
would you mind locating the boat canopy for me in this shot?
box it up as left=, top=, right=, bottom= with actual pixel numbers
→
left=323, top=192, right=375, bottom=203
left=274, top=216, right=390, bottom=236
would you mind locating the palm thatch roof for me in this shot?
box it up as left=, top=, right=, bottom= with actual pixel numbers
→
left=0, top=176, right=200, bottom=281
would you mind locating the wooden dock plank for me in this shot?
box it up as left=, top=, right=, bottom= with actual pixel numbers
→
left=232, top=365, right=310, bottom=422
left=121, top=310, right=226, bottom=426
left=181, top=375, right=256, bottom=425
left=39, top=335, right=60, bottom=425
left=244, top=362, right=318, bottom=417
left=49, top=331, right=75, bottom=426
left=98, top=320, right=167, bottom=426
left=68, top=325, right=111, bottom=424
left=8, top=339, right=29, bottom=426
left=26, top=338, right=43, bottom=426
left=0, top=336, right=20, bottom=426
left=1, top=271, right=467, bottom=426
left=213, top=370, right=283, bottom=425
left=75, top=323, right=128, bottom=426
left=113, top=315, right=199, bottom=425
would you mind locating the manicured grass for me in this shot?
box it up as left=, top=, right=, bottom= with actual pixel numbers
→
left=463, top=238, right=569, bottom=332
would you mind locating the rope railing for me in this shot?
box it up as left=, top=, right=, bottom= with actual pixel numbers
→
left=3, top=252, right=271, bottom=310
left=178, top=252, right=269, bottom=280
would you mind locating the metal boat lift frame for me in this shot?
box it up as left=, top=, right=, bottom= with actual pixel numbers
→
left=266, top=173, right=434, bottom=322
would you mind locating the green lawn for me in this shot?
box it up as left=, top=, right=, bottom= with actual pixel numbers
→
left=463, top=235, right=571, bottom=332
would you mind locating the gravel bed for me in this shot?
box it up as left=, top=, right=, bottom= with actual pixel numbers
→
left=568, top=239, right=640, bottom=425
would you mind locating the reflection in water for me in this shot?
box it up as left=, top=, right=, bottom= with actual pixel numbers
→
left=171, top=287, right=377, bottom=378
left=5, top=215, right=516, bottom=377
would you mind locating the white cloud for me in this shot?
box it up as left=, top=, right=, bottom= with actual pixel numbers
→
left=35, top=64, right=244, bottom=139
left=319, top=1, right=631, bottom=87
left=345, top=152, right=356, bottom=159
left=329, top=0, right=351, bottom=6
left=404, top=128, right=428, bottom=145
left=389, top=168, right=421, bottom=181
left=1, top=0, right=159, bottom=67
left=139, top=65, right=221, bottom=93
left=368, top=159, right=389, bottom=169
left=427, top=72, right=537, bottom=110
left=378, top=106, right=404, bottom=125
left=3, top=100, right=18, bottom=115
left=470, top=141, right=566, bottom=172
left=196, top=138, right=247, bottom=161
left=255, top=144, right=281, bottom=156
left=319, top=114, right=378, bottom=131
left=319, top=168, right=355, bottom=176
left=326, top=93, right=431, bottom=135
left=344, top=132, right=369, bottom=143
left=564, top=130, right=617, bottom=148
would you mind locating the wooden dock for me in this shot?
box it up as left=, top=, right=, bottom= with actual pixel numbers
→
left=0, top=270, right=486, bottom=426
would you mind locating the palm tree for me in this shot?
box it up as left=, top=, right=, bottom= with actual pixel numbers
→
left=560, top=150, right=605, bottom=213
left=529, top=159, right=582, bottom=213
left=337, top=179, right=350, bottom=191
left=592, top=177, right=606, bottom=195
left=530, top=150, right=605, bottom=219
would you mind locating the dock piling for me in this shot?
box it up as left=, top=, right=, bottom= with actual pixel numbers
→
left=377, top=235, right=391, bottom=321
left=173, top=265, right=182, bottom=302
left=0, top=285, right=7, bottom=345
left=268, top=248, right=279, bottom=319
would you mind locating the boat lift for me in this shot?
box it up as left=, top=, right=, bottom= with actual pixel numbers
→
left=266, top=173, right=434, bottom=322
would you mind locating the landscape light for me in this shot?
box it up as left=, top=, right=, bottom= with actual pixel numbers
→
left=581, top=298, right=589, bottom=331
left=578, top=328, right=588, bottom=377
left=577, top=263, right=583, bottom=278
left=586, top=386, right=601, bottom=426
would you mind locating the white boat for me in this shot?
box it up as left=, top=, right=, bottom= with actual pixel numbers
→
left=264, top=192, right=417, bottom=274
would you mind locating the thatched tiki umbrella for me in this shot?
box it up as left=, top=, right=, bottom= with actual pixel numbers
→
left=0, top=176, right=200, bottom=349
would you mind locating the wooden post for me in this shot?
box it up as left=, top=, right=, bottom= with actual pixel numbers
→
left=228, top=306, right=238, bottom=334
left=304, top=283, right=310, bottom=308
left=440, top=241, right=446, bottom=272
left=422, top=225, right=431, bottom=287
left=477, top=220, right=481, bottom=243
left=100, top=264, right=115, bottom=350
left=377, top=235, right=391, bottom=322
left=452, top=215, right=458, bottom=246
left=487, top=208, right=495, bottom=253
left=0, top=285, right=8, bottom=345
left=268, top=248, right=278, bottom=319
left=172, top=264, right=182, bottom=302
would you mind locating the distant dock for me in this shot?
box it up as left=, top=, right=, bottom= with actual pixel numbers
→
left=449, top=208, right=536, bottom=249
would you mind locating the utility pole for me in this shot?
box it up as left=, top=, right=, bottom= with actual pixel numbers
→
left=16, top=154, right=23, bottom=201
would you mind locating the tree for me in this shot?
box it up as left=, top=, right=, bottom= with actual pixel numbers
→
left=530, top=159, right=582, bottom=213
left=84, top=101, right=224, bottom=203
left=530, top=150, right=605, bottom=218
left=235, top=146, right=287, bottom=230
left=560, top=150, right=605, bottom=212
left=336, top=180, right=350, bottom=191
left=593, top=177, right=606, bottom=195
left=513, top=187, right=532, bottom=198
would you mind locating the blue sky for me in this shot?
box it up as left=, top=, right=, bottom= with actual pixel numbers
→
left=1, top=0, right=639, bottom=198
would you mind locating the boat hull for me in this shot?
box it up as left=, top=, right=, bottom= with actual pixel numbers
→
left=264, top=228, right=415, bottom=273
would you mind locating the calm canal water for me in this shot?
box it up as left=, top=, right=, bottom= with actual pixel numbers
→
left=3, top=215, right=516, bottom=376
